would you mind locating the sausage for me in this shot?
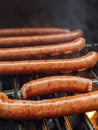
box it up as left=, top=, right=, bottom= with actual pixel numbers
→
left=0, top=37, right=85, bottom=60
left=0, top=29, right=83, bottom=47
left=0, top=28, right=70, bottom=37
left=0, top=51, right=97, bottom=75
left=21, top=76, right=92, bottom=99
left=0, top=91, right=98, bottom=120
left=0, top=51, right=98, bottom=75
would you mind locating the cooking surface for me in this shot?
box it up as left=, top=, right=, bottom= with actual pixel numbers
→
left=0, top=0, right=97, bottom=129
left=0, top=43, right=97, bottom=130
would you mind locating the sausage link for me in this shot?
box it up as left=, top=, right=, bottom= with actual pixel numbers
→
left=0, top=29, right=83, bottom=47
left=0, top=37, right=85, bottom=60
left=0, top=51, right=97, bottom=75
left=0, top=28, right=70, bottom=37
left=21, top=76, right=92, bottom=99
left=0, top=91, right=98, bottom=120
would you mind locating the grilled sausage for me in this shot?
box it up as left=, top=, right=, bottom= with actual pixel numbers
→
left=0, top=38, right=85, bottom=60
left=0, top=51, right=97, bottom=75
left=0, top=91, right=98, bottom=120
left=0, top=51, right=98, bottom=75
left=21, top=76, right=92, bottom=99
left=0, top=28, right=70, bottom=37
left=0, top=29, right=83, bottom=47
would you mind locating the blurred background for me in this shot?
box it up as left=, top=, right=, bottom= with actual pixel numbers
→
left=0, top=0, right=97, bottom=42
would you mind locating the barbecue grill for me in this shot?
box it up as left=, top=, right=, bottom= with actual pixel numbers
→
left=0, top=0, right=98, bottom=130
left=0, top=44, right=97, bottom=130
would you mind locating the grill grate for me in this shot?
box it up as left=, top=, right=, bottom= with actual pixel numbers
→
left=0, top=43, right=98, bottom=130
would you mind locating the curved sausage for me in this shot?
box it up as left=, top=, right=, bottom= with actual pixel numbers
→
left=21, top=76, right=92, bottom=99
left=0, top=91, right=98, bottom=120
left=0, top=38, right=85, bottom=60
left=0, top=51, right=97, bottom=75
left=0, top=29, right=83, bottom=47
left=0, top=28, right=70, bottom=37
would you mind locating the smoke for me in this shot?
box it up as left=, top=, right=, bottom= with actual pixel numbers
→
left=0, top=0, right=97, bottom=42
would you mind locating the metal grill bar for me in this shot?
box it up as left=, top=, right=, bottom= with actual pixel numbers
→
left=64, top=116, right=72, bottom=130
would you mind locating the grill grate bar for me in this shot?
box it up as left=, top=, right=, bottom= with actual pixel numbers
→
left=83, top=114, right=95, bottom=130
left=13, top=77, right=20, bottom=99
left=43, top=119, right=50, bottom=130
left=53, top=118, right=62, bottom=130
left=64, top=116, right=73, bottom=130
left=90, top=70, right=98, bottom=80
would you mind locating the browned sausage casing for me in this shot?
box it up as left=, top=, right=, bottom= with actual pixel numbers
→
left=0, top=91, right=98, bottom=120
left=0, top=38, right=85, bottom=60
left=0, top=28, right=70, bottom=37
left=0, top=51, right=97, bottom=75
left=0, top=29, right=83, bottom=47
left=21, top=76, right=92, bottom=99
